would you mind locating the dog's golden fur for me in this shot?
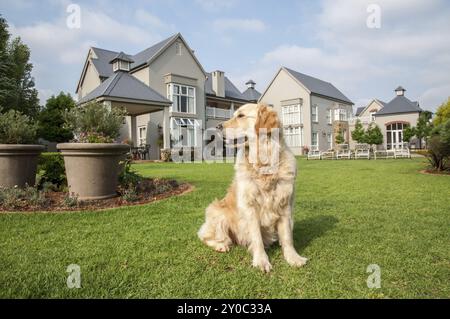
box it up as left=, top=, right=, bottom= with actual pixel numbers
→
left=198, top=103, right=307, bottom=272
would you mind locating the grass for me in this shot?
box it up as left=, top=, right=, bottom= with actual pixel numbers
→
left=0, top=157, right=449, bottom=298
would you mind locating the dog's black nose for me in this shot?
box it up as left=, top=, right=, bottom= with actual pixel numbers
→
left=216, top=123, right=223, bottom=130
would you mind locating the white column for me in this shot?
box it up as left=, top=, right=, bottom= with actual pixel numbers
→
left=162, top=107, right=170, bottom=149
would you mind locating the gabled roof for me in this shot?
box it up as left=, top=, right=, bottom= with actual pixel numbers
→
left=356, top=99, right=387, bottom=117
left=375, top=95, right=422, bottom=116
left=242, top=87, right=261, bottom=102
left=91, top=47, right=121, bottom=78
left=283, top=67, right=353, bottom=104
left=205, top=72, right=248, bottom=101
left=355, top=107, right=365, bottom=116
left=110, top=51, right=134, bottom=63
left=78, top=71, right=171, bottom=105
left=130, top=34, right=178, bottom=69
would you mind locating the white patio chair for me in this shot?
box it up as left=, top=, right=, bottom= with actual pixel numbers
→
left=307, top=150, right=322, bottom=160
left=336, top=144, right=351, bottom=159
left=321, top=150, right=335, bottom=160
left=354, top=143, right=370, bottom=159
left=374, top=147, right=394, bottom=159
left=394, top=143, right=411, bottom=159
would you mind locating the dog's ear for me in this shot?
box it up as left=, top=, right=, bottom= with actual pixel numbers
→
left=255, top=104, right=280, bottom=133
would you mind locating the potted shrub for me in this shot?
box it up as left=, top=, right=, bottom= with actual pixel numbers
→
left=0, top=109, right=45, bottom=188
left=57, top=102, right=129, bottom=200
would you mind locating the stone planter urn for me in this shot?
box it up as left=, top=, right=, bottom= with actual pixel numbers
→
left=57, top=143, right=129, bottom=200
left=0, top=144, right=45, bottom=188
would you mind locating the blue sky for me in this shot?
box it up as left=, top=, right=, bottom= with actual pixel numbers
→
left=1, top=0, right=449, bottom=111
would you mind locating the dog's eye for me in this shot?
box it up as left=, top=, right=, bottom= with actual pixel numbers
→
left=237, top=114, right=245, bottom=118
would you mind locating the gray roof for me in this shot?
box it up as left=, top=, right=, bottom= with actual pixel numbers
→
left=205, top=72, right=249, bottom=101
left=91, top=47, right=120, bottom=78
left=284, top=67, right=353, bottom=104
left=130, top=34, right=178, bottom=70
left=355, top=107, right=365, bottom=116
left=242, top=87, right=261, bottom=102
left=395, top=86, right=406, bottom=91
left=110, top=51, right=134, bottom=63
left=78, top=71, right=171, bottom=105
left=375, top=95, right=422, bottom=116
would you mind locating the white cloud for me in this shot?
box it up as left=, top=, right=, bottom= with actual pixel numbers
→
left=234, top=0, right=450, bottom=111
left=195, top=0, right=236, bottom=12
left=213, top=18, right=266, bottom=33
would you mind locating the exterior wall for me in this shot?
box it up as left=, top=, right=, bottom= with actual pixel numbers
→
left=131, top=67, right=150, bottom=86
left=374, top=112, right=421, bottom=149
left=259, top=69, right=311, bottom=155
left=78, top=61, right=101, bottom=99
left=310, top=95, right=353, bottom=151
left=145, top=39, right=206, bottom=129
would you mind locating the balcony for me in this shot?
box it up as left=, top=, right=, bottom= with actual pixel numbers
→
left=206, top=106, right=233, bottom=119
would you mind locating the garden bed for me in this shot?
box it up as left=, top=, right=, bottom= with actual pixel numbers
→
left=0, top=178, right=192, bottom=212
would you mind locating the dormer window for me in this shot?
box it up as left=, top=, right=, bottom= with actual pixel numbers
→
left=109, top=52, right=134, bottom=72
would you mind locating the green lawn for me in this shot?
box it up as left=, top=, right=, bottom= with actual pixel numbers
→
left=0, top=157, right=449, bottom=298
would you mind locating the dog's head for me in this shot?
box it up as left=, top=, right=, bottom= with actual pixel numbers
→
left=219, top=103, right=281, bottom=145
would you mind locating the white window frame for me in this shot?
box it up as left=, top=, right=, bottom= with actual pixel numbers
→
left=175, top=42, right=182, bottom=56
left=170, top=117, right=200, bottom=147
left=284, top=126, right=303, bottom=148
left=138, top=126, right=147, bottom=146
left=312, top=105, right=318, bottom=123
left=327, top=132, right=333, bottom=150
left=311, top=131, right=319, bottom=150
left=281, top=104, right=302, bottom=126
left=326, top=109, right=332, bottom=124
left=167, top=83, right=196, bottom=114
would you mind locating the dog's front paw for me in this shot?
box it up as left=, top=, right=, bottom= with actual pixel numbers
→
left=252, top=255, right=272, bottom=273
left=285, top=252, right=308, bottom=267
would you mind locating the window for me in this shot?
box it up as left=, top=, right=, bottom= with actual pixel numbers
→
left=339, top=109, right=347, bottom=121
left=326, top=109, right=332, bottom=124
left=386, top=122, right=409, bottom=149
left=370, top=111, right=376, bottom=122
left=327, top=133, right=333, bottom=150
left=311, top=132, right=318, bottom=150
left=175, top=42, right=182, bottom=56
left=312, top=105, right=318, bottom=123
left=138, top=126, right=147, bottom=146
left=119, top=60, right=130, bottom=71
left=281, top=104, right=302, bottom=125
left=168, top=84, right=195, bottom=114
left=170, top=118, right=200, bottom=147
left=284, top=126, right=303, bottom=147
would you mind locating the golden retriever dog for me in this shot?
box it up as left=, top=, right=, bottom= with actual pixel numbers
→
left=198, top=103, right=307, bottom=272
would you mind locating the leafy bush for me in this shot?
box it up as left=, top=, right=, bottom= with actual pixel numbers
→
left=36, top=153, right=67, bottom=190
left=0, top=109, right=38, bottom=144
left=38, top=92, right=75, bottom=142
left=427, top=119, right=450, bottom=171
left=64, top=102, right=126, bottom=143
left=0, top=186, right=48, bottom=210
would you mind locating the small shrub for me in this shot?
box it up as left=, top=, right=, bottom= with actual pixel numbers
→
left=36, top=153, right=67, bottom=190
left=64, top=102, right=126, bottom=143
left=0, top=186, right=48, bottom=210
left=122, top=188, right=139, bottom=203
left=63, top=193, right=79, bottom=208
left=427, top=119, right=450, bottom=171
left=119, top=159, right=144, bottom=188
left=0, top=109, right=38, bottom=144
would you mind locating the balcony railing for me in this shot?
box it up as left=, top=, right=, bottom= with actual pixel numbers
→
left=206, top=106, right=233, bottom=119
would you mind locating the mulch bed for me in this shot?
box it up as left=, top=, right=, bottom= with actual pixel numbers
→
left=419, top=169, right=450, bottom=176
left=0, top=178, right=193, bottom=213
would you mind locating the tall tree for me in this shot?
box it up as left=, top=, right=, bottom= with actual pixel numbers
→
left=365, top=123, right=383, bottom=148
left=0, top=15, right=39, bottom=118
left=38, top=92, right=75, bottom=142
left=351, top=119, right=366, bottom=143
left=433, top=98, right=450, bottom=126
left=416, top=111, right=433, bottom=148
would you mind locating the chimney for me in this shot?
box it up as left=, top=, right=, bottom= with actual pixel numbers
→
left=212, top=70, right=225, bottom=97
left=245, top=79, right=256, bottom=89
